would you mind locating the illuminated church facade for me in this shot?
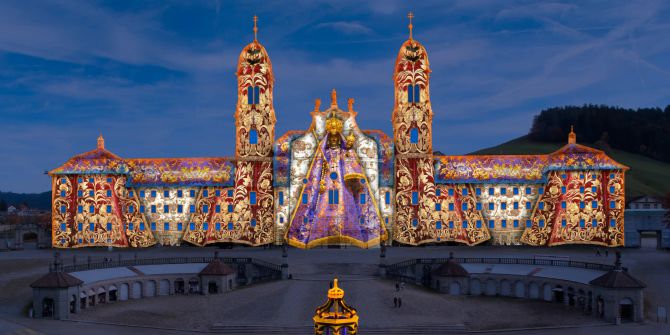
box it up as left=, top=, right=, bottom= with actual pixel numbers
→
left=49, top=16, right=628, bottom=249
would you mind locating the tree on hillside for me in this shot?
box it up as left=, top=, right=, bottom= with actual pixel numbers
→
left=664, top=192, right=670, bottom=229
left=0, top=199, right=7, bottom=211
left=529, top=104, right=670, bottom=162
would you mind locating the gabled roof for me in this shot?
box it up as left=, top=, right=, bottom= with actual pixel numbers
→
left=199, top=259, right=236, bottom=276
left=589, top=269, right=646, bottom=289
left=30, top=272, right=83, bottom=288
left=49, top=147, right=124, bottom=175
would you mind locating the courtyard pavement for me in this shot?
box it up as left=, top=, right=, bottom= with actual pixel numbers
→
left=0, top=243, right=668, bottom=334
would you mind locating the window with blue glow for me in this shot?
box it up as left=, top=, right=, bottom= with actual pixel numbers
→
left=190, top=205, right=195, bottom=213
left=164, top=222, right=170, bottom=231
left=561, top=201, right=566, bottom=209
left=526, top=220, right=532, bottom=228
left=190, top=190, right=196, bottom=197
left=501, top=203, right=506, bottom=210
left=525, top=187, right=532, bottom=194
left=412, top=192, right=418, bottom=205
left=190, top=222, right=195, bottom=230
left=592, top=219, right=597, bottom=227
left=501, top=220, right=507, bottom=228
left=89, top=223, right=95, bottom=231
left=228, top=222, right=234, bottom=230
left=462, top=188, right=468, bottom=196
left=77, top=190, right=83, bottom=197
left=385, top=191, right=390, bottom=205
left=488, top=188, right=494, bottom=195
left=476, top=188, right=481, bottom=196
left=462, top=203, right=468, bottom=211
left=164, top=205, right=169, bottom=213
left=128, top=223, right=134, bottom=230
left=164, top=190, right=169, bottom=197
left=488, top=220, right=495, bottom=228
left=77, top=222, right=83, bottom=231
left=409, top=128, right=419, bottom=144
left=539, top=202, right=545, bottom=210
left=61, top=205, right=66, bottom=213
left=412, top=218, right=418, bottom=227
left=449, top=203, right=454, bottom=211
left=89, top=205, right=95, bottom=213
left=580, top=201, right=585, bottom=209
left=580, top=219, right=585, bottom=228
left=203, top=190, right=208, bottom=197
left=177, top=190, right=182, bottom=198
left=151, top=222, right=156, bottom=231
left=538, top=187, right=544, bottom=194
left=247, top=86, right=254, bottom=104
left=513, top=187, right=519, bottom=195
left=251, top=219, right=257, bottom=227
left=228, top=204, right=233, bottom=213
left=215, top=190, right=221, bottom=197
left=227, top=189, right=233, bottom=197
left=488, top=203, right=494, bottom=210
left=610, top=201, right=616, bottom=209
left=216, top=205, right=221, bottom=213
left=561, top=186, right=566, bottom=194
left=539, top=219, right=545, bottom=227
left=106, top=222, right=112, bottom=230
left=151, top=205, right=156, bottom=213
left=449, top=221, right=454, bottom=229
left=448, top=189, right=454, bottom=196
left=279, top=191, right=284, bottom=205
left=249, top=129, right=258, bottom=144
left=513, top=220, right=519, bottom=228
left=60, top=190, right=66, bottom=197
left=140, top=222, right=145, bottom=231
left=580, top=186, right=584, bottom=194
left=106, top=190, right=112, bottom=197
left=436, top=189, right=441, bottom=196
left=513, top=202, right=519, bottom=209
left=360, top=193, right=366, bottom=204
left=500, top=188, right=507, bottom=195
left=526, top=202, right=531, bottom=209
left=151, top=190, right=156, bottom=197
left=60, top=223, right=66, bottom=231
left=215, top=222, right=221, bottom=231
left=436, top=221, right=442, bottom=229
left=610, top=219, right=616, bottom=227
left=562, top=219, right=567, bottom=227
left=302, top=193, right=308, bottom=204
left=203, top=222, right=208, bottom=230
left=106, top=205, right=112, bottom=213
left=407, top=84, right=414, bottom=103
left=591, top=186, right=597, bottom=193
left=250, top=192, right=257, bottom=205
left=435, top=203, right=441, bottom=211
left=462, top=220, right=468, bottom=228
left=177, top=205, right=182, bottom=213
left=203, top=205, right=209, bottom=213
left=414, top=84, right=421, bottom=103
left=592, top=201, right=598, bottom=208
left=476, top=202, right=482, bottom=210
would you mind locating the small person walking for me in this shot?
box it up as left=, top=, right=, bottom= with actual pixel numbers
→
left=596, top=248, right=601, bottom=256
left=398, top=297, right=402, bottom=308
left=393, top=297, right=398, bottom=308
left=395, top=283, right=400, bottom=292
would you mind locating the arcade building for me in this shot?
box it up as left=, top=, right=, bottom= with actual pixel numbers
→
left=49, top=15, right=628, bottom=249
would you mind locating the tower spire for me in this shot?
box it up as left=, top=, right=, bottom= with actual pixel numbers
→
left=253, top=15, right=258, bottom=41
left=568, top=125, right=576, bottom=144
left=408, top=11, right=414, bottom=40
left=330, top=89, right=338, bottom=107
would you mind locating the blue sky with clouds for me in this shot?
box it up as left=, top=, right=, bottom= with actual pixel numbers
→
left=1, top=0, right=669, bottom=192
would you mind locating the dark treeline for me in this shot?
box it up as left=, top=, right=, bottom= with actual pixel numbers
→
left=529, top=104, right=670, bottom=162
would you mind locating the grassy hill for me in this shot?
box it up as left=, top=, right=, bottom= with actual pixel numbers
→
left=471, top=136, right=670, bottom=198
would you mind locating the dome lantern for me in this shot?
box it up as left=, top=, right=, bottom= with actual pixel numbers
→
left=313, top=278, right=358, bottom=335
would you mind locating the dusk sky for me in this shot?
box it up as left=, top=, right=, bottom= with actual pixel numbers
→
left=1, top=0, right=669, bottom=193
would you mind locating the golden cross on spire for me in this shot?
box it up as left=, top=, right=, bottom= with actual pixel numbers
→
left=253, top=15, right=258, bottom=41
left=408, top=11, right=414, bottom=40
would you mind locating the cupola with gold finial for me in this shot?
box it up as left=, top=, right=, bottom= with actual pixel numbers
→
left=313, top=278, right=358, bottom=335
left=97, top=132, right=105, bottom=150
left=235, top=15, right=276, bottom=159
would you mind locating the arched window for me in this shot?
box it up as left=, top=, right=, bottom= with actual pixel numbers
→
left=247, top=86, right=260, bottom=105
left=407, top=84, right=421, bottom=103
left=407, top=84, right=414, bottom=103
left=249, top=129, right=258, bottom=144
left=410, top=127, right=419, bottom=144
left=414, top=84, right=421, bottom=103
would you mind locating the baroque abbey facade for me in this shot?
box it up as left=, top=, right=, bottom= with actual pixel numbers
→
left=49, top=17, right=627, bottom=249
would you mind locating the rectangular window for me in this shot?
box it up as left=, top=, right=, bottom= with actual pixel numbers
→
left=76, top=222, right=82, bottom=231
left=106, top=222, right=112, bottom=230
left=228, top=204, right=233, bottom=213
left=177, top=190, right=183, bottom=198
left=151, top=222, right=156, bottom=231
left=151, top=190, right=156, bottom=197
left=164, top=205, right=169, bottom=213
left=190, top=190, right=196, bottom=197
left=228, top=222, right=234, bottom=230
left=216, top=222, right=221, bottom=231
left=475, top=188, right=481, bottom=196
left=411, top=192, right=418, bottom=205
left=302, top=193, right=308, bottom=204
left=488, top=203, right=494, bottom=210
left=78, top=190, right=83, bottom=197
left=580, top=201, right=585, bottom=209
left=462, top=220, right=468, bottom=228
left=592, top=219, right=597, bottom=227
left=60, top=223, right=67, bottom=231
left=190, top=222, right=195, bottom=230
left=61, top=177, right=67, bottom=184
left=128, top=223, right=134, bottom=230
left=449, top=221, right=454, bottom=229
left=435, top=203, right=441, bottom=211
left=202, top=222, right=208, bottom=231
left=561, top=219, right=567, bottom=227
left=88, top=190, right=94, bottom=197
left=513, top=220, right=519, bottom=228
left=462, top=203, right=468, bottom=211
left=538, top=187, right=544, bottom=195
left=106, top=205, right=112, bottom=213
left=89, top=223, right=95, bottom=231
left=61, top=205, right=67, bottom=213
left=414, top=84, right=420, bottom=103
left=254, top=86, right=260, bottom=104
left=89, top=205, right=95, bottom=213
left=580, top=186, right=585, bottom=194
left=610, top=173, right=615, bottom=179
left=513, top=202, right=519, bottom=209
left=140, top=222, right=145, bottom=231
left=412, top=218, right=418, bottom=227
left=60, top=190, right=66, bottom=197
left=89, top=178, right=94, bottom=183
left=360, top=193, right=366, bottom=204
left=407, top=84, right=414, bottom=103
left=500, top=188, right=506, bottom=195
left=489, top=220, right=495, bottom=228
left=279, top=191, right=284, bottom=205
left=190, top=205, right=196, bottom=213
left=501, top=220, right=507, bottom=228
left=436, top=189, right=441, bottom=197
left=151, top=205, right=156, bottom=213
left=476, top=202, right=482, bottom=210
left=561, top=201, right=566, bottom=209
left=216, top=205, right=221, bottom=213
left=177, top=222, right=183, bottom=231
left=164, top=222, right=170, bottom=231
left=448, top=189, right=454, bottom=196
left=203, top=205, right=209, bottom=213
left=203, top=190, right=208, bottom=197
left=248, top=86, right=254, bottom=104
left=328, top=190, right=339, bottom=205
left=385, top=191, right=390, bottom=205
left=448, top=203, right=454, bottom=211
left=539, top=219, right=545, bottom=227
left=525, top=187, right=532, bottom=194
left=526, top=201, right=531, bottom=210
left=106, top=190, right=112, bottom=197
left=580, top=174, right=584, bottom=179
left=128, top=205, right=133, bottom=213
left=215, top=190, right=221, bottom=197
left=228, top=189, right=234, bottom=197
left=591, top=186, right=597, bottom=193
left=488, top=188, right=494, bottom=195
left=513, top=187, right=519, bottom=195
left=78, top=177, right=83, bottom=183
left=250, top=192, right=257, bottom=205
left=610, top=219, right=616, bottom=227
left=526, top=220, right=532, bottom=228
left=177, top=205, right=182, bottom=213
left=592, top=201, right=598, bottom=209
left=462, top=188, right=468, bottom=196
left=476, top=220, right=482, bottom=228
left=561, top=186, right=566, bottom=194
left=436, top=221, right=442, bottom=230
left=610, top=201, right=616, bottom=209
left=139, top=190, right=145, bottom=198
left=500, top=203, right=506, bottom=210
left=250, top=219, right=257, bottom=227
left=164, top=190, right=169, bottom=197
left=580, top=219, right=585, bottom=228
left=409, top=128, right=419, bottom=144
left=539, top=202, right=545, bottom=210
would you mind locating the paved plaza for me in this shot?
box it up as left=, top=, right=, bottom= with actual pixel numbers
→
left=1, top=244, right=669, bottom=334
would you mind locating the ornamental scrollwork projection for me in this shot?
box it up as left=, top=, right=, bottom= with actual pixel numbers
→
left=236, top=42, right=275, bottom=158
left=394, top=157, right=438, bottom=245
left=433, top=185, right=490, bottom=245
left=115, top=177, right=155, bottom=247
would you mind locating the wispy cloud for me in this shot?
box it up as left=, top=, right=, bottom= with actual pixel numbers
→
left=316, top=21, right=374, bottom=35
